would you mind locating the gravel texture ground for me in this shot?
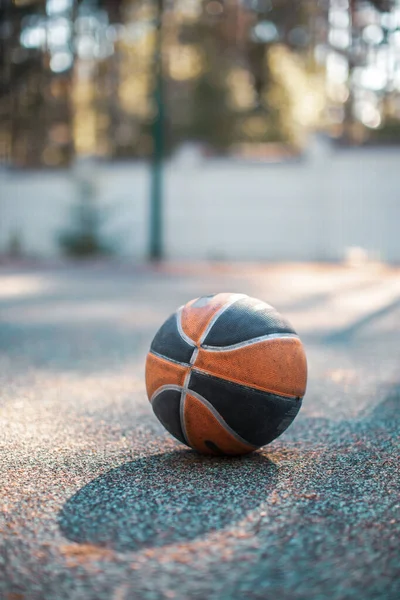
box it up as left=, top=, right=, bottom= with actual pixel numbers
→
left=0, top=261, right=399, bottom=600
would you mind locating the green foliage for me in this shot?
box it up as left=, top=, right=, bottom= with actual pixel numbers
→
left=58, top=173, right=113, bottom=258
left=190, top=74, right=235, bottom=151
left=367, top=119, right=400, bottom=145
left=8, top=230, right=24, bottom=258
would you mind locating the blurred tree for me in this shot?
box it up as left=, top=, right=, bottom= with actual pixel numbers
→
left=58, top=161, right=113, bottom=256
left=328, top=0, right=400, bottom=145
left=0, top=0, right=78, bottom=167
left=0, top=0, right=47, bottom=166
left=369, top=0, right=393, bottom=9
left=4, top=0, right=398, bottom=167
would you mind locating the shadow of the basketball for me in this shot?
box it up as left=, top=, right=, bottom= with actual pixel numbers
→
left=58, top=450, right=278, bottom=553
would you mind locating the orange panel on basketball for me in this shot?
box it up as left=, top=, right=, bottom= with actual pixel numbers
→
left=180, top=293, right=235, bottom=345
left=194, top=338, right=307, bottom=398
left=145, top=352, right=189, bottom=400
left=183, top=393, right=254, bottom=455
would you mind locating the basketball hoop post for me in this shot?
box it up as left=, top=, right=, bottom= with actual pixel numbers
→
left=149, top=0, right=164, bottom=260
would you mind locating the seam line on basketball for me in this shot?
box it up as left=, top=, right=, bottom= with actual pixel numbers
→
left=185, top=389, right=258, bottom=449
left=191, top=367, right=301, bottom=399
left=150, top=384, right=183, bottom=404
left=179, top=371, right=192, bottom=446
left=177, top=294, right=248, bottom=447
left=201, top=333, right=300, bottom=351
left=190, top=347, right=199, bottom=364
left=176, top=308, right=197, bottom=347
left=149, top=350, right=191, bottom=367
left=198, top=293, right=248, bottom=345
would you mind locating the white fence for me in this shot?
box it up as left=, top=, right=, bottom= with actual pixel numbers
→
left=1, top=138, right=399, bottom=262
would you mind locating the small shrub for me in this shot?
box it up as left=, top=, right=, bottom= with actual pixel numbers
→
left=58, top=170, right=113, bottom=258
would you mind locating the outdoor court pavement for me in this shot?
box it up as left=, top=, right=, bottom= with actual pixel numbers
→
left=0, top=261, right=399, bottom=600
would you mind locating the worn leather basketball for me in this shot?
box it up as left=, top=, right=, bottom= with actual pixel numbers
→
left=145, top=293, right=307, bottom=455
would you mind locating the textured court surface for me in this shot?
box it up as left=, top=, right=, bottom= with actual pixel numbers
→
left=1, top=262, right=399, bottom=600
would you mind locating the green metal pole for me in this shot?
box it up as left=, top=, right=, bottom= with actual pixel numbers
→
left=149, top=0, right=164, bottom=261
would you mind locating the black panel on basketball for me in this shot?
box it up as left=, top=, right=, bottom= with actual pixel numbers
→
left=152, top=389, right=187, bottom=445
left=150, top=313, right=194, bottom=364
left=189, top=370, right=302, bottom=447
left=203, top=296, right=296, bottom=347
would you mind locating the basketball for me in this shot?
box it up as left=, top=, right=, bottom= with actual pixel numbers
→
left=145, top=293, right=307, bottom=455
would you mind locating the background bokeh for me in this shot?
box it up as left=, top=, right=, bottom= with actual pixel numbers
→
left=1, top=5, right=400, bottom=597
left=0, top=0, right=400, bottom=261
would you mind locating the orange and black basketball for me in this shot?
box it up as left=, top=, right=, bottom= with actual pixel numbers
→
left=145, top=293, right=307, bottom=455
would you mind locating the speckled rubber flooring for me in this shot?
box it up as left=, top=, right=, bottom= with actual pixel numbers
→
left=1, top=262, right=399, bottom=600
